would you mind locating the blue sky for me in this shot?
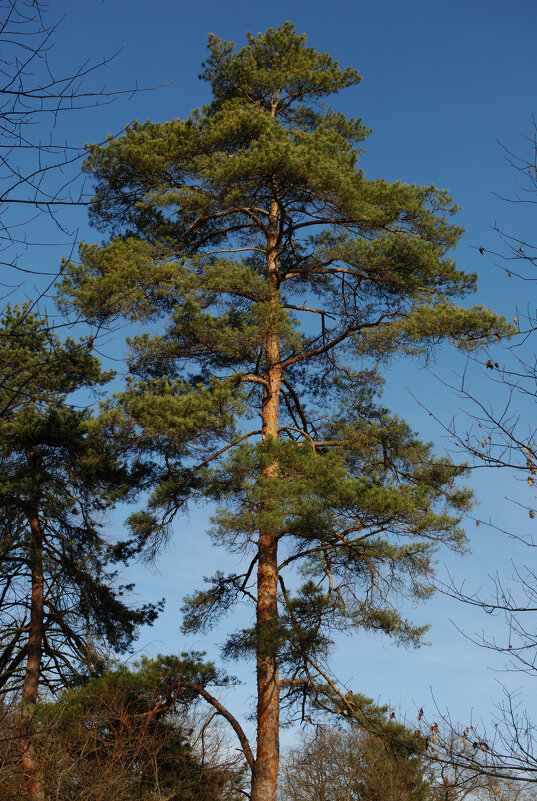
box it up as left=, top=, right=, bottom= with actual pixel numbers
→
left=10, top=0, right=537, bottom=746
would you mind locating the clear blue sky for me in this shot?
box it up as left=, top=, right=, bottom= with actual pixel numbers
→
left=14, top=0, right=537, bottom=745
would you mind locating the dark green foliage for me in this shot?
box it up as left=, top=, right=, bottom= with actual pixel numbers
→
left=0, top=305, right=159, bottom=696
left=58, top=22, right=510, bottom=730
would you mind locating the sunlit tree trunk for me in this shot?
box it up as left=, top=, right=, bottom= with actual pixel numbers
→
left=252, top=194, right=281, bottom=801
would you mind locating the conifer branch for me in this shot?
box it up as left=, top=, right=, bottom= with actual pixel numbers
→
left=281, top=312, right=400, bottom=368
left=282, top=303, right=336, bottom=320
left=189, top=430, right=262, bottom=475
left=280, top=376, right=311, bottom=435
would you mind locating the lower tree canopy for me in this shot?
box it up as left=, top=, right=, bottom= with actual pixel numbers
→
left=0, top=655, right=245, bottom=801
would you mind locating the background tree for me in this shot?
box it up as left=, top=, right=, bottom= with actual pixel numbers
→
left=280, top=720, right=433, bottom=801
left=59, top=23, right=510, bottom=801
left=0, top=0, right=147, bottom=259
left=0, top=0, right=154, bottom=422
left=407, top=121, right=537, bottom=785
left=0, top=304, right=160, bottom=800
left=432, top=759, right=537, bottom=801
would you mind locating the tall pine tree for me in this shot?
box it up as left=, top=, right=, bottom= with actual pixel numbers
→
left=59, top=24, right=511, bottom=801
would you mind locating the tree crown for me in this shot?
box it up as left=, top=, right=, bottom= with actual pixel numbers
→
left=57, top=23, right=511, bottom=730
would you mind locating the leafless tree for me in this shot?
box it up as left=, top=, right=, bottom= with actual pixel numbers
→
left=1, top=1, right=127, bottom=281
left=279, top=725, right=434, bottom=801
left=0, top=0, right=153, bottom=422
left=382, top=121, right=537, bottom=786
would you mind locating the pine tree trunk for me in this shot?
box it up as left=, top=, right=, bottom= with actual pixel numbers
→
left=251, top=197, right=281, bottom=801
left=21, top=493, right=45, bottom=801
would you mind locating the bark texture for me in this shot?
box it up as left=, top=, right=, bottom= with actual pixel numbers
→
left=20, top=505, right=45, bottom=801
left=251, top=198, right=281, bottom=801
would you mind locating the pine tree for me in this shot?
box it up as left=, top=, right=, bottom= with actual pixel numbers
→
left=35, top=655, right=245, bottom=801
left=58, top=24, right=511, bottom=801
left=0, top=654, right=246, bottom=800
left=0, top=305, right=160, bottom=801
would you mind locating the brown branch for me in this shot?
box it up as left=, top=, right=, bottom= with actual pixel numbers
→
left=282, top=303, right=336, bottom=320
left=280, top=376, right=310, bottom=435
left=281, top=313, right=399, bottom=369
left=242, top=375, right=270, bottom=390
left=179, top=681, right=255, bottom=770
left=182, top=430, right=263, bottom=477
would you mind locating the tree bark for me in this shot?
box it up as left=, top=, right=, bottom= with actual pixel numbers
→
left=251, top=195, right=281, bottom=801
left=21, top=478, right=45, bottom=801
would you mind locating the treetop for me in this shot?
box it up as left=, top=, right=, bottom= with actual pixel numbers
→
left=200, top=22, right=362, bottom=116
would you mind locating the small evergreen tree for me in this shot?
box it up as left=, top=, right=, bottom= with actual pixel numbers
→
left=0, top=655, right=245, bottom=801
left=39, top=655, right=245, bottom=801
left=59, top=24, right=511, bottom=801
left=0, top=306, right=160, bottom=801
